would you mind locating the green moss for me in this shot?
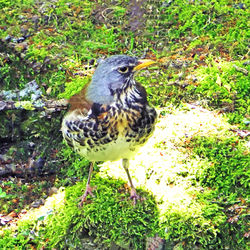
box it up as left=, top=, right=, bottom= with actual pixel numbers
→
left=58, top=76, right=90, bottom=99
left=0, top=0, right=249, bottom=249
left=162, top=201, right=227, bottom=248
left=193, top=60, right=250, bottom=127
left=189, top=136, right=249, bottom=196
left=43, top=178, right=161, bottom=249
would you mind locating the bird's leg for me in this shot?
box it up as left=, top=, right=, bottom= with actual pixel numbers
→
left=122, top=159, right=140, bottom=204
left=79, top=161, right=95, bottom=207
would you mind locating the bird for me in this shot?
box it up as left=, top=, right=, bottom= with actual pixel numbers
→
left=61, top=55, right=157, bottom=206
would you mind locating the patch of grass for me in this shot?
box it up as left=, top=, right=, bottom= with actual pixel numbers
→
left=0, top=225, right=35, bottom=249
left=196, top=190, right=248, bottom=250
left=0, top=54, right=35, bottom=90
left=145, top=0, right=248, bottom=58
left=0, top=190, right=65, bottom=249
left=42, top=178, right=161, bottom=249
left=0, top=178, right=52, bottom=214
left=192, top=59, right=250, bottom=127
left=161, top=198, right=227, bottom=249
left=181, top=135, right=249, bottom=249
left=189, top=136, right=249, bottom=196
left=0, top=187, right=7, bottom=198
left=140, top=58, right=249, bottom=128
left=58, top=75, right=90, bottom=99
left=56, top=145, right=90, bottom=186
left=0, top=0, right=123, bottom=95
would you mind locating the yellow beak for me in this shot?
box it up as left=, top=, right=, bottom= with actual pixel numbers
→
left=133, top=59, right=157, bottom=71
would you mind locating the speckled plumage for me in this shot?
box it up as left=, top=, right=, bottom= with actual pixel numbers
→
left=61, top=55, right=157, bottom=205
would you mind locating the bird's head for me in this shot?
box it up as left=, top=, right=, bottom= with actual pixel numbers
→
left=86, top=55, right=156, bottom=105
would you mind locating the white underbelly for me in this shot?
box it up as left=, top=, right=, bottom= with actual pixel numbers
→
left=76, top=136, right=139, bottom=162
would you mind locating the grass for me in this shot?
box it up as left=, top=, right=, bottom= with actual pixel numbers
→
left=0, top=0, right=249, bottom=249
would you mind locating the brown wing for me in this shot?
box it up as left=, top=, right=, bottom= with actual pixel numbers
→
left=68, top=83, right=92, bottom=113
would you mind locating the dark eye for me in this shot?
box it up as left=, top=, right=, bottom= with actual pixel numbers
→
left=118, top=66, right=129, bottom=73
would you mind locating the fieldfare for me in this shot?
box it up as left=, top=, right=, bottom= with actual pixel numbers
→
left=61, top=55, right=157, bottom=206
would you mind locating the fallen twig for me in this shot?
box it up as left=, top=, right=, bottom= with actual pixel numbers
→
left=233, top=64, right=248, bottom=75
left=0, top=99, right=69, bottom=112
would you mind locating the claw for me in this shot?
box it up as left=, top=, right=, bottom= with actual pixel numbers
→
left=79, top=184, right=94, bottom=207
left=130, top=188, right=140, bottom=205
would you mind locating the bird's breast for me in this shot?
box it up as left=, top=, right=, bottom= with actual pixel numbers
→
left=62, top=102, right=156, bottom=162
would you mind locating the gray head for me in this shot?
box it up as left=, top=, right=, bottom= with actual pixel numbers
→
left=86, top=55, right=139, bottom=104
left=86, top=55, right=156, bottom=105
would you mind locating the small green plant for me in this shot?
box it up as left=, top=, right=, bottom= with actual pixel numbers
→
left=0, top=187, right=7, bottom=198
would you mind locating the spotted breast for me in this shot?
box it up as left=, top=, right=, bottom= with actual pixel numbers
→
left=61, top=78, right=156, bottom=162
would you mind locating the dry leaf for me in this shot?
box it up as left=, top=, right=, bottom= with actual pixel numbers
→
left=216, top=74, right=222, bottom=86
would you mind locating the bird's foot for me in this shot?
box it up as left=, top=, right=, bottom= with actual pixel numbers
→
left=79, top=185, right=94, bottom=207
left=130, top=187, right=140, bottom=205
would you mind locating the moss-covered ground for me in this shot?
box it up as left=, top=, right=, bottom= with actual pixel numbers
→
left=0, top=0, right=249, bottom=249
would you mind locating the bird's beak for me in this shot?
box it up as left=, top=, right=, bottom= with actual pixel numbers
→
left=133, top=59, right=157, bottom=71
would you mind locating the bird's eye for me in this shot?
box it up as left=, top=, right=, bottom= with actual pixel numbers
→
left=118, top=66, right=129, bottom=73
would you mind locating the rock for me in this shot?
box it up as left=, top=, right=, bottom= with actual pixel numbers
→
left=4, top=35, right=12, bottom=42
left=31, top=199, right=45, bottom=208
left=0, top=215, right=13, bottom=225
left=48, top=187, right=58, bottom=196
left=31, top=15, right=39, bottom=23
left=17, top=37, right=26, bottom=43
